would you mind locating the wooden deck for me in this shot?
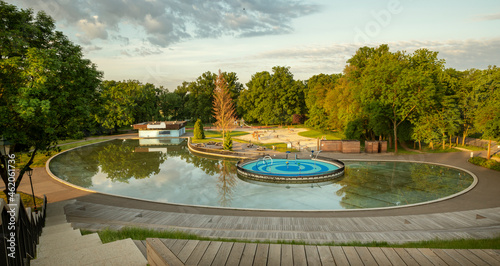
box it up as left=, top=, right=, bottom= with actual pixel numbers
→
left=137, top=238, right=500, bottom=265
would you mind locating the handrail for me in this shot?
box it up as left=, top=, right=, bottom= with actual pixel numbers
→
left=0, top=194, right=47, bottom=265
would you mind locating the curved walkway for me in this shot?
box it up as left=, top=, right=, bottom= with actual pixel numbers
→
left=6, top=134, right=500, bottom=244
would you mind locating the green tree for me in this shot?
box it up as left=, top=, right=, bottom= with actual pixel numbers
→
left=305, top=74, right=341, bottom=129
left=193, top=119, right=205, bottom=139
left=223, top=132, right=233, bottom=151
left=158, top=90, right=182, bottom=120
left=240, top=66, right=306, bottom=125
left=0, top=1, right=102, bottom=197
left=95, top=80, right=161, bottom=132
left=473, top=66, right=500, bottom=159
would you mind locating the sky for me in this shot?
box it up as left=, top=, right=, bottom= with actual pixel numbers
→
left=8, top=0, right=500, bottom=91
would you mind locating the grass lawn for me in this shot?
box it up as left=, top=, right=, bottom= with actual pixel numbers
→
left=15, top=139, right=110, bottom=168
left=469, top=157, right=500, bottom=171
left=298, top=129, right=344, bottom=140
left=83, top=227, right=500, bottom=249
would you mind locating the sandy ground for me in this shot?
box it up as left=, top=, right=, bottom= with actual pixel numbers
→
left=232, top=127, right=322, bottom=151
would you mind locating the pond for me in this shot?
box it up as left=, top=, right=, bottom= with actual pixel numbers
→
left=48, top=139, right=475, bottom=210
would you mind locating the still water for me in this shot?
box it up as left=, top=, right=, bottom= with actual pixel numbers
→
left=48, top=139, right=474, bottom=210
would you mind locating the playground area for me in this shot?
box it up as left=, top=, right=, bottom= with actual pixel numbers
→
left=235, top=127, right=321, bottom=151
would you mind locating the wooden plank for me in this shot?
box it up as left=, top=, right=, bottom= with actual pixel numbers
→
left=146, top=238, right=184, bottom=266
left=170, top=239, right=189, bottom=255
left=468, top=249, right=500, bottom=265
left=239, top=243, right=257, bottom=266
left=393, top=248, right=420, bottom=266
left=267, top=244, right=281, bottom=266
left=456, top=249, right=489, bottom=265
left=482, top=249, right=500, bottom=263
left=292, top=244, right=307, bottom=266
left=368, top=247, right=392, bottom=266
left=211, top=242, right=233, bottom=266
left=342, top=246, right=363, bottom=266
left=442, top=249, right=474, bottom=265
left=418, top=248, right=448, bottom=266
left=160, top=238, right=177, bottom=249
left=177, top=240, right=200, bottom=263
left=330, top=246, right=349, bottom=265
left=317, top=246, right=335, bottom=266
left=431, top=249, right=461, bottom=266
left=354, top=246, right=377, bottom=265
left=281, top=244, right=293, bottom=266
left=304, top=245, right=322, bottom=266
left=133, top=240, right=147, bottom=259
left=380, top=247, right=405, bottom=266
left=225, top=242, right=245, bottom=266
left=253, top=243, right=269, bottom=266
left=185, top=240, right=211, bottom=266
left=404, top=248, right=433, bottom=266
left=197, top=241, right=222, bottom=266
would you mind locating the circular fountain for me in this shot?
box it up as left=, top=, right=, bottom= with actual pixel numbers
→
left=236, top=155, right=345, bottom=184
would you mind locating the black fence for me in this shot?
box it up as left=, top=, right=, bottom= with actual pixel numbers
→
left=1, top=194, right=47, bottom=265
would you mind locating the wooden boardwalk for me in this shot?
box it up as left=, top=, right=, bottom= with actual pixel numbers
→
left=138, top=238, right=500, bottom=265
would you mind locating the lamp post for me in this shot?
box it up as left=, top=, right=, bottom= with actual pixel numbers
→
left=0, top=136, right=11, bottom=163
left=26, top=166, right=37, bottom=213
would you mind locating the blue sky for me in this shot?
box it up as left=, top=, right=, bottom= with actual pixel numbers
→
left=9, top=0, right=500, bottom=90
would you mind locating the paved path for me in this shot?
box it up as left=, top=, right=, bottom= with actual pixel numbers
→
left=142, top=238, right=500, bottom=265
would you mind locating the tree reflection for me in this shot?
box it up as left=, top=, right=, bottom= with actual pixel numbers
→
left=216, top=160, right=237, bottom=207
left=97, top=140, right=167, bottom=183
left=336, top=162, right=472, bottom=209
left=51, top=145, right=99, bottom=188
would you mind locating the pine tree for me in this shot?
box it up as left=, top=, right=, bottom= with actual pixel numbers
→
left=193, top=119, right=205, bottom=139
left=213, top=70, right=237, bottom=141
left=223, top=132, right=233, bottom=151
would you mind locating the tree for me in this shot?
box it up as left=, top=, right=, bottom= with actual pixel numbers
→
left=158, top=90, right=182, bottom=120
left=305, top=74, right=341, bottom=129
left=213, top=70, right=237, bottom=142
left=223, top=132, right=233, bottom=151
left=0, top=2, right=102, bottom=198
left=179, top=71, right=242, bottom=123
left=239, top=66, right=306, bottom=125
left=473, top=66, right=500, bottom=159
left=95, top=80, right=161, bottom=132
left=193, top=119, right=205, bottom=139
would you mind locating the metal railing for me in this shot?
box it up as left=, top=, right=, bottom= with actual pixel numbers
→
left=1, top=194, right=47, bottom=265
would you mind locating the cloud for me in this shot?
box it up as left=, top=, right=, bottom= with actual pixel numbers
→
left=11, top=0, right=320, bottom=48
left=76, top=16, right=108, bottom=43
left=246, top=38, right=500, bottom=79
left=474, top=12, right=500, bottom=21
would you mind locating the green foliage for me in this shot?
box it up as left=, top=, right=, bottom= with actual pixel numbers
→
left=305, top=74, right=342, bottom=129
left=469, top=157, right=500, bottom=171
left=177, top=71, right=243, bottom=123
left=94, top=80, right=161, bottom=131
left=473, top=66, right=500, bottom=141
left=193, top=119, right=205, bottom=139
left=344, top=119, right=365, bottom=140
left=223, top=132, right=233, bottom=150
left=0, top=1, right=102, bottom=194
left=239, top=66, right=306, bottom=125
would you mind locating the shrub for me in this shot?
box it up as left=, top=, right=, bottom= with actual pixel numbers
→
left=223, top=132, right=232, bottom=151
left=193, top=119, right=205, bottom=139
left=468, top=157, right=500, bottom=171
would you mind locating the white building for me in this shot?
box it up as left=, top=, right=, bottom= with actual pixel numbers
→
left=133, top=121, right=187, bottom=138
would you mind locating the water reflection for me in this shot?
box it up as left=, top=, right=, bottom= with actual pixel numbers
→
left=336, top=161, right=473, bottom=209
left=48, top=139, right=474, bottom=210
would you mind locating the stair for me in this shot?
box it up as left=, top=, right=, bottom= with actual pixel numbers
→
left=31, top=200, right=147, bottom=266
